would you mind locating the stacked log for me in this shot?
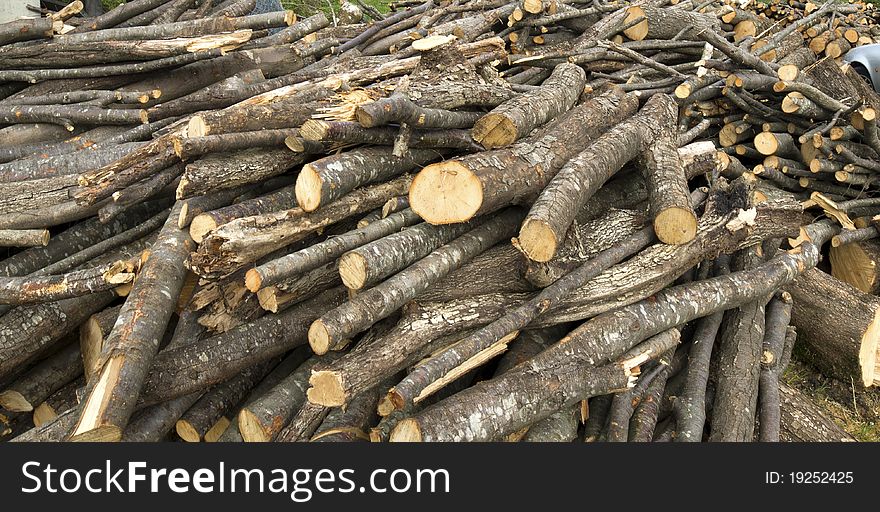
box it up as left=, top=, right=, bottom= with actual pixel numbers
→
left=2, top=0, right=878, bottom=444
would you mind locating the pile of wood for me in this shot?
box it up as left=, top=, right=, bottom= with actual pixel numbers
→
left=1, top=0, right=877, bottom=444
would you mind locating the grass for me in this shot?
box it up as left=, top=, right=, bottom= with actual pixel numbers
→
left=783, top=360, right=880, bottom=442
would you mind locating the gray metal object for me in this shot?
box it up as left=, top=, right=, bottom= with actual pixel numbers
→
left=0, top=0, right=32, bottom=23
left=843, top=43, right=880, bottom=92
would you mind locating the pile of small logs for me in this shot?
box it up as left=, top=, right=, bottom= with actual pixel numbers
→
left=1, top=0, right=878, bottom=444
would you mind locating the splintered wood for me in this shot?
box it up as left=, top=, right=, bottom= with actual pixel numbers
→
left=2, top=0, right=880, bottom=443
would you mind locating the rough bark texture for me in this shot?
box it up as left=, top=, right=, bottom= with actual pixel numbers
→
left=190, top=175, right=413, bottom=278
left=472, top=63, right=585, bottom=149
left=785, top=267, right=880, bottom=388
left=309, top=208, right=524, bottom=354
left=518, top=93, right=676, bottom=262
left=779, top=383, right=855, bottom=442
left=295, top=147, right=441, bottom=212
left=70, top=202, right=193, bottom=442
left=177, top=149, right=305, bottom=199
left=410, top=86, right=638, bottom=225
left=0, top=343, right=82, bottom=413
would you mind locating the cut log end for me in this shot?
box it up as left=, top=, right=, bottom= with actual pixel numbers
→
left=518, top=218, right=558, bottom=263
left=654, top=207, right=698, bottom=245
left=0, top=390, right=33, bottom=412
left=755, top=131, right=781, bottom=155
left=338, top=252, right=367, bottom=290
left=300, top=120, right=329, bottom=141
left=306, top=371, right=346, bottom=407
left=295, top=164, right=323, bottom=212
left=189, top=214, right=218, bottom=244
left=831, top=243, right=878, bottom=294
left=860, top=305, right=880, bottom=387
left=389, top=418, right=423, bottom=442
left=244, top=269, right=263, bottom=293
left=204, top=417, right=230, bottom=442
left=622, top=6, right=648, bottom=41
left=471, top=113, right=518, bottom=149
left=238, top=410, right=270, bottom=442
left=32, top=403, right=57, bottom=427
left=410, top=161, right=483, bottom=225
left=187, top=116, right=209, bottom=137
left=308, top=320, right=332, bottom=355
left=256, top=287, right=279, bottom=313
left=674, top=83, right=691, bottom=99
left=175, top=420, right=202, bottom=442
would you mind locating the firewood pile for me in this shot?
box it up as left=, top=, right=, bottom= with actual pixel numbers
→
left=1, top=0, right=878, bottom=444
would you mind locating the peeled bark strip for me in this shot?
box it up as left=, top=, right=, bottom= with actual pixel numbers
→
left=138, top=288, right=347, bottom=406
left=70, top=202, right=193, bottom=442
left=785, top=267, right=880, bottom=388
left=80, top=305, right=122, bottom=384
left=339, top=219, right=477, bottom=291
left=309, top=208, right=524, bottom=355
left=0, top=292, right=115, bottom=382
left=306, top=293, right=527, bottom=408
left=190, top=175, right=413, bottom=279
left=640, top=125, right=696, bottom=246
left=390, top=329, right=681, bottom=442
left=177, top=149, right=305, bottom=200
left=176, top=362, right=274, bottom=442
left=472, top=63, right=585, bottom=149
left=0, top=343, right=82, bottom=413
left=0, top=229, right=49, bottom=247
left=246, top=209, right=421, bottom=292
left=758, top=292, right=792, bottom=442
left=410, top=86, right=638, bottom=225
left=239, top=354, right=341, bottom=442
left=518, top=93, right=675, bottom=262
left=295, top=147, right=441, bottom=212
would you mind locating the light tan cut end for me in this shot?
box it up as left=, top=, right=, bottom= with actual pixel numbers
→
left=176, top=420, right=201, bottom=442
left=189, top=214, right=218, bottom=244
left=204, top=417, right=230, bottom=442
left=308, top=320, right=332, bottom=355
left=338, top=252, right=367, bottom=290
left=187, top=116, right=209, bottom=137
left=412, top=34, right=457, bottom=51
left=244, top=268, right=263, bottom=293
left=654, top=208, right=698, bottom=245
left=238, top=409, right=270, bottom=442
left=472, top=113, right=517, bottom=149
left=389, top=418, right=423, bottom=442
left=830, top=243, right=878, bottom=293
left=0, top=390, right=33, bottom=412
left=622, top=6, right=648, bottom=41
left=754, top=131, right=780, bottom=155
left=409, top=161, right=483, bottom=225
left=518, top=218, right=558, bottom=263
left=256, top=287, right=279, bottom=313
left=32, top=403, right=57, bottom=428
left=674, top=83, right=691, bottom=99
left=860, top=306, right=880, bottom=387
left=299, top=119, right=328, bottom=141
left=306, top=371, right=346, bottom=407
left=295, top=164, right=323, bottom=212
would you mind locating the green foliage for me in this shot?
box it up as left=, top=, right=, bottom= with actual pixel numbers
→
left=281, top=0, right=390, bottom=18
left=102, top=0, right=125, bottom=10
